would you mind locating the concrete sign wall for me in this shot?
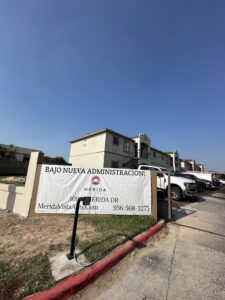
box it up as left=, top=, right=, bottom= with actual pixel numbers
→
left=0, top=152, right=44, bottom=217
left=35, top=165, right=151, bottom=215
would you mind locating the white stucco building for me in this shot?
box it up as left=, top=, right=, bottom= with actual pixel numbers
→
left=69, top=129, right=204, bottom=172
left=69, top=129, right=173, bottom=170
left=167, top=150, right=181, bottom=172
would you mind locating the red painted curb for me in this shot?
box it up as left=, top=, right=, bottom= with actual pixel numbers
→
left=25, top=220, right=165, bottom=300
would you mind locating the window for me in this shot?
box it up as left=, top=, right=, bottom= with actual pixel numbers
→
left=153, top=150, right=156, bottom=158
left=111, top=160, right=119, bottom=168
left=141, top=145, right=148, bottom=159
left=113, top=136, right=119, bottom=146
left=161, top=154, right=164, bottom=160
left=123, top=140, right=130, bottom=153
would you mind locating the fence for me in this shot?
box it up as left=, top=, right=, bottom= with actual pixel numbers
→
left=0, top=159, right=29, bottom=176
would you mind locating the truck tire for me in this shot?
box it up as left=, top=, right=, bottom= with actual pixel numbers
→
left=171, top=186, right=182, bottom=201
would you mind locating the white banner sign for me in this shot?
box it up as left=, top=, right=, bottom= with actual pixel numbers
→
left=35, top=165, right=151, bottom=215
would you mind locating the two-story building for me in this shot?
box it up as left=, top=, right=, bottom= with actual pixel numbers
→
left=69, top=129, right=205, bottom=172
left=167, top=151, right=181, bottom=172
left=180, top=159, right=193, bottom=172
left=150, top=147, right=172, bottom=169
left=185, top=159, right=203, bottom=171
left=197, top=164, right=205, bottom=172
left=69, top=129, right=173, bottom=170
left=69, top=129, right=137, bottom=169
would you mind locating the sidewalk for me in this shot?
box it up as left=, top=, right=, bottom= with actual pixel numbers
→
left=74, top=190, right=225, bottom=300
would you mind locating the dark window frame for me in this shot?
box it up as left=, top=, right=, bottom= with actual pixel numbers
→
left=111, top=160, right=119, bottom=168
left=113, top=136, right=119, bottom=146
left=123, top=140, right=130, bottom=153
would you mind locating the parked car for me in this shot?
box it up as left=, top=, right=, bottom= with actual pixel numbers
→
left=175, top=173, right=213, bottom=191
left=219, top=179, right=225, bottom=185
left=138, top=165, right=197, bottom=201
left=181, top=171, right=219, bottom=188
left=212, top=178, right=222, bottom=188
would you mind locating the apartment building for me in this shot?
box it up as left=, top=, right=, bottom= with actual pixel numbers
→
left=197, top=164, right=205, bottom=172
left=179, top=159, right=204, bottom=172
left=132, top=134, right=151, bottom=165
left=180, top=159, right=193, bottom=172
left=69, top=129, right=137, bottom=169
left=69, top=128, right=204, bottom=172
left=185, top=159, right=202, bottom=171
left=70, top=129, right=172, bottom=170
left=150, top=147, right=172, bottom=169
left=167, top=151, right=181, bottom=172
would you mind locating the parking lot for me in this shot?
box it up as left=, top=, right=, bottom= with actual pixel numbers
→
left=74, top=187, right=225, bottom=300
left=172, top=186, right=225, bottom=235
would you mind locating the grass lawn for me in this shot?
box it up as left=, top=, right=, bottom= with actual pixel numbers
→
left=78, top=215, right=156, bottom=262
left=0, top=254, right=54, bottom=300
left=0, top=210, right=156, bottom=299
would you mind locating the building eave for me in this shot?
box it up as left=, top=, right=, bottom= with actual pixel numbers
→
left=70, top=128, right=134, bottom=143
left=151, top=147, right=170, bottom=156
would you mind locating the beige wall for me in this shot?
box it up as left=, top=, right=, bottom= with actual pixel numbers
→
left=69, top=131, right=136, bottom=168
left=180, top=161, right=186, bottom=171
left=0, top=184, right=25, bottom=212
left=69, top=130, right=205, bottom=177
left=104, top=132, right=138, bottom=168
left=180, top=160, right=204, bottom=172
left=105, top=132, right=135, bottom=157
left=194, top=165, right=201, bottom=171
left=187, top=160, right=195, bottom=171
left=104, top=153, right=134, bottom=168
left=180, top=161, right=192, bottom=172
left=69, top=153, right=105, bottom=168
left=150, top=149, right=171, bottom=169
left=69, top=133, right=107, bottom=168
left=168, top=152, right=180, bottom=172
left=0, top=152, right=43, bottom=217
left=198, top=164, right=205, bottom=172
left=132, top=134, right=151, bottom=147
left=133, top=134, right=151, bottom=162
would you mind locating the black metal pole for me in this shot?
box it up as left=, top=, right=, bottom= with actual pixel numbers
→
left=67, top=198, right=81, bottom=260
left=167, top=171, right=172, bottom=220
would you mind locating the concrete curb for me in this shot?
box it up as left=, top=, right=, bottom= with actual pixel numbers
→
left=25, top=220, right=165, bottom=300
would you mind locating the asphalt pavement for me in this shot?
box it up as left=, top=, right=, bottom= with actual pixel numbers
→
left=74, top=187, right=225, bottom=300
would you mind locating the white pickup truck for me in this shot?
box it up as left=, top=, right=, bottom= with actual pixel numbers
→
left=138, top=165, right=198, bottom=201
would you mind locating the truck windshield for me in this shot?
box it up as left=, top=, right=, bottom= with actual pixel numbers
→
left=140, top=166, right=151, bottom=170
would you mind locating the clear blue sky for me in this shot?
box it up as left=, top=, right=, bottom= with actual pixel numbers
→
left=0, top=1, right=225, bottom=171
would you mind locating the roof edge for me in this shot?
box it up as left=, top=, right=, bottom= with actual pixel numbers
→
left=70, top=128, right=134, bottom=143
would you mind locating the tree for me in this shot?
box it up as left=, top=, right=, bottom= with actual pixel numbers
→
left=0, top=146, right=7, bottom=158
left=0, top=146, right=15, bottom=159
left=43, top=156, right=70, bottom=165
